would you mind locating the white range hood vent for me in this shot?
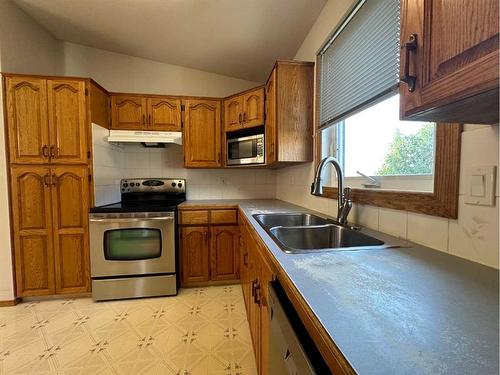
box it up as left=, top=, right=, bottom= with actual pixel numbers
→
left=107, top=130, right=182, bottom=147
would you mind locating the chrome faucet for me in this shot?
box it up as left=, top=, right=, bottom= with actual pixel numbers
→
left=311, top=156, right=352, bottom=225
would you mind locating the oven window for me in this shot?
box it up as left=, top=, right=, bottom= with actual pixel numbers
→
left=103, top=228, right=162, bottom=260
left=228, top=139, right=256, bottom=159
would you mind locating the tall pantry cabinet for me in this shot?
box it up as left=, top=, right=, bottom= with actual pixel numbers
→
left=3, top=74, right=107, bottom=297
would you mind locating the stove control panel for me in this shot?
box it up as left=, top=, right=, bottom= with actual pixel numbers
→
left=120, top=178, right=186, bottom=194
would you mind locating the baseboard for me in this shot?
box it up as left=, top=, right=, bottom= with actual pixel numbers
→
left=0, top=298, right=21, bottom=307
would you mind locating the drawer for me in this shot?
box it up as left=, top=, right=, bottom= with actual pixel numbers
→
left=211, top=209, right=238, bottom=224
left=180, top=210, right=209, bottom=225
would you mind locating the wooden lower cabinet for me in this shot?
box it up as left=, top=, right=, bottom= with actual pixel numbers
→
left=181, top=226, right=211, bottom=284
left=210, top=226, right=239, bottom=281
left=180, top=211, right=239, bottom=285
left=10, top=165, right=90, bottom=297
left=240, top=216, right=274, bottom=375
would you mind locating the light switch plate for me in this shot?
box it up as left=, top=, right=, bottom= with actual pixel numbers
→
left=465, top=166, right=496, bottom=206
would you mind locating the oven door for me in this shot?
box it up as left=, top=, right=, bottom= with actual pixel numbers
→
left=227, top=134, right=265, bottom=165
left=89, top=212, right=175, bottom=278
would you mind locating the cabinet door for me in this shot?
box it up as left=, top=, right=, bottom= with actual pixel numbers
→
left=10, top=166, right=55, bottom=297
left=400, top=0, right=499, bottom=123
left=183, top=99, right=222, bottom=168
left=5, top=77, right=50, bottom=164
left=223, top=96, right=243, bottom=132
left=181, top=226, right=210, bottom=284
left=47, top=79, right=88, bottom=164
left=148, top=97, right=182, bottom=131
left=242, top=87, right=265, bottom=128
left=265, top=70, right=277, bottom=165
left=111, top=95, right=147, bottom=130
left=50, top=166, right=90, bottom=294
left=210, top=226, right=239, bottom=281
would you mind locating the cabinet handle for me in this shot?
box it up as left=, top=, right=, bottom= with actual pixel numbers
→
left=148, top=114, right=152, bottom=125
left=243, top=112, right=247, bottom=123
left=41, top=145, right=49, bottom=158
left=251, top=279, right=257, bottom=297
left=49, top=145, right=56, bottom=158
left=254, top=284, right=261, bottom=305
left=204, top=230, right=209, bottom=242
left=239, top=113, right=242, bottom=125
left=51, top=174, right=57, bottom=186
left=400, top=34, right=418, bottom=92
left=43, top=173, right=50, bottom=187
left=243, top=253, right=248, bottom=266
left=217, top=152, right=221, bottom=163
left=142, top=114, right=146, bottom=125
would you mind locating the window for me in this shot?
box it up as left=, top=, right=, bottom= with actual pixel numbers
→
left=315, top=0, right=461, bottom=218
left=320, top=95, right=436, bottom=192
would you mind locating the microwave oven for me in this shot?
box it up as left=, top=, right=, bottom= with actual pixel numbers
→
left=226, top=134, right=265, bottom=165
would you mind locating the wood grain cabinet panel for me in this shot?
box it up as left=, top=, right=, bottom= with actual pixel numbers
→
left=242, top=87, right=265, bottom=129
left=223, top=96, right=243, bottom=132
left=180, top=210, right=209, bottom=225
left=10, top=166, right=55, bottom=296
left=181, top=226, right=210, bottom=284
left=183, top=99, right=222, bottom=168
left=210, top=226, right=239, bottom=281
left=5, top=77, right=50, bottom=164
left=210, top=209, right=238, bottom=224
left=400, top=0, right=499, bottom=123
left=148, top=97, right=181, bottom=131
left=111, top=95, right=147, bottom=130
left=50, top=166, right=90, bottom=294
left=265, top=69, right=277, bottom=165
left=47, top=80, right=88, bottom=164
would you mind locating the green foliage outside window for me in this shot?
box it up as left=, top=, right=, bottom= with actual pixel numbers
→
left=377, top=123, right=434, bottom=175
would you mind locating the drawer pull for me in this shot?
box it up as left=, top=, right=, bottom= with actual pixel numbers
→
left=400, top=34, right=418, bottom=92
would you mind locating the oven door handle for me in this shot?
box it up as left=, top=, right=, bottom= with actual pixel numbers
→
left=89, top=216, right=174, bottom=223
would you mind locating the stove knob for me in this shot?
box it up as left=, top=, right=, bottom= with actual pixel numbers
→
left=121, top=188, right=125, bottom=192
left=177, top=183, right=183, bottom=188
left=135, top=183, right=140, bottom=186
left=171, top=182, right=176, bottom=187
left=123, top=183, right=128, bottom=187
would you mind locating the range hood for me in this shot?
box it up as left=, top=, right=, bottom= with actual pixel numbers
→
left=107, top=130, right=182, bottom=147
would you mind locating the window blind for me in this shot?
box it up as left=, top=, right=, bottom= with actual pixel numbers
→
left=319, top=0, right=400, bottom=128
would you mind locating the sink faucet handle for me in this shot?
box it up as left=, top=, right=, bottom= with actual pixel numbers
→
left=343, top=187, right=352, bottom=200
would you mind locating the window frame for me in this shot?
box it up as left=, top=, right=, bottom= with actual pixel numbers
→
left=314, top=55, right=462, bottom=219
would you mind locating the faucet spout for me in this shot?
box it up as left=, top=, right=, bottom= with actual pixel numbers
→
left=311, top=156, right=351, bottom=225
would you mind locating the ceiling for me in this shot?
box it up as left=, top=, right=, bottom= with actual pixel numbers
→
left=13, top=0, right=326, bottom=82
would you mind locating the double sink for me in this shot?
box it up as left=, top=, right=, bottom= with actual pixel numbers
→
left=253, top=213, right=391, bottom=254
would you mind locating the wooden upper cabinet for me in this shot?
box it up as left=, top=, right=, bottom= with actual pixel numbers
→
left=183, top=99, right=222, bottom=168
left=47, top=80, right=88, bottom=164
left=5, top=77, right=50, bottom=164
left=50, top=166, right=90, bottom=294
left=181, top=226, right=210, bottom=284
left=210, top=226, right=239, bottom=281
left=223, top=87, right=265, bottom=132
left=242, top=87, right=265, bottom=128
left=265, top=69, right=277, bottom=165
left=265, top=61, right=314, bottom=166
left=111, top=95, right=147, bottom=130
left=400, top=0, right=499, bottom=123
left=10, top=165, right=55, bottom=297
left=224, top=96, right=243, bottom=132
left=148, top=97, right=181, bottom=131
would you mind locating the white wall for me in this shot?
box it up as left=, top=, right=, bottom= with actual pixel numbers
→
left=63, top=42, right=260, bottom=97
left=0, top=0, right=64, bottom=300
left=276, top=0, right=500, bottom=269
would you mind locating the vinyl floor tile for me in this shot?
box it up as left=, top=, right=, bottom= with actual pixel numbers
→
left=0, top=285, right=256, bottom=375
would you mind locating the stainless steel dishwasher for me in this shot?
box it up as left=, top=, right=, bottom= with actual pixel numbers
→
left=268, top=283, right=316, bottom=375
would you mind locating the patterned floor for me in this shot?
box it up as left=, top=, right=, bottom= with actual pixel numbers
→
left=0, top=285, right=257, bottom=375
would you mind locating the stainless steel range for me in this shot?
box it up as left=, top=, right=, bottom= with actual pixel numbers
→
left=89, top=178, right=186, bottom=301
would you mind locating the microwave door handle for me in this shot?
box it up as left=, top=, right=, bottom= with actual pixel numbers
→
left=89, top=217, right=174, bottom=223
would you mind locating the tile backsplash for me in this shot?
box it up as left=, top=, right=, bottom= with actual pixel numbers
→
left=92, top=124, right=276, bottom=206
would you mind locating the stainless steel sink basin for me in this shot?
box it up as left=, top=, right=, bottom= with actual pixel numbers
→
left=270, top=224, right=385, bottom=253
left=253, top=212, right=389, bottom=253
left=253, top=213, right=330, bottom=228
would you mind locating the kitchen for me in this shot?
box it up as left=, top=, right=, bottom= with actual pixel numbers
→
left=0, top=0, right=498, bottom=374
